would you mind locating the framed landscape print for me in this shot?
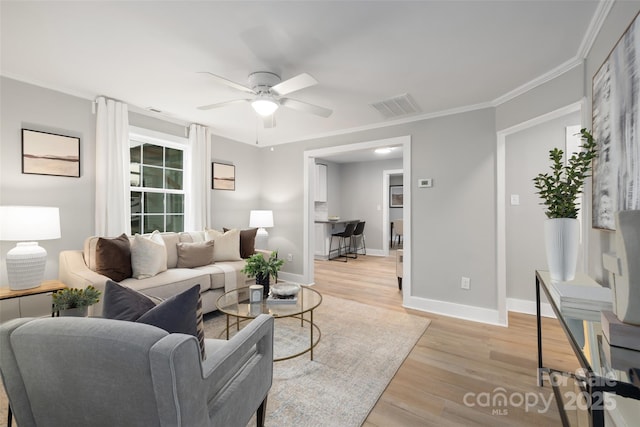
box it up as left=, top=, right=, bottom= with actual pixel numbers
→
left=390, top=185, right=403, bottom=208
left=212, top=162, right=235, bottom=190
left=22, top=129, right=80, bottom=177
left=592, top=12, right=640, bottom=230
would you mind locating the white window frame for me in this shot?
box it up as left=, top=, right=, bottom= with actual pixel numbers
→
left=129, top=126, right=189, bottom=233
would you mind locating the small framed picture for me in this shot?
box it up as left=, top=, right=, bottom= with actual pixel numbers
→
left=390, top=185, right=403, bottom=208
left=22, top=129, right=80, bottom=177
left=212, top=162, right=235, bottom=190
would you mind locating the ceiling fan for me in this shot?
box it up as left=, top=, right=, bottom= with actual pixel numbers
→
left=197, top=71, right=332, bottom=128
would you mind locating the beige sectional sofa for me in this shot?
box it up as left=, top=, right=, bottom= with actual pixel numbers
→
left=59, top=230, right=266, bottom=316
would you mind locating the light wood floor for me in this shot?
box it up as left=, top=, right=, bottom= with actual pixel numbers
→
left=313, top=251, right=579, bottom=426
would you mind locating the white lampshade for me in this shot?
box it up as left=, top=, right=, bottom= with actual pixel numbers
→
left=250, top=210, right=273, bottom=250
left=251, top=97, right=279, bottom=117
left=249, top=210, right=274, bottom=228
left=0, top=206, right=61, bottom=290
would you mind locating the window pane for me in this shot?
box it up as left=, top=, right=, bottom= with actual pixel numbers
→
left=166, top=169, right=183, bottom=190
left=131, top=191, right=142, bottom=214
left=131, top=215, right=141, bottom=234
left=130, top=162, right=141, bottom=187
left=166, top=215, right=184, bottom=232
left=142, top=166, right=163, bottom=188
left=144, top=215, right=164, bottom=233
left=166, top=194, right=184, bottom=213
left=143, top=144, right=163, bottom=167
left=144, top=192, right=164, bottom=214
left=165, top=147, right=183, bottom=169
left=130, top=145, right=141, bottom=163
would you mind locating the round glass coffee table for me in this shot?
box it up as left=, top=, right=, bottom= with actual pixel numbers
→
left=216, top=284, right=322, bottom=361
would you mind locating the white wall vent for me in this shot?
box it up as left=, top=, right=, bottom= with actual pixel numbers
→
left=370, top=93, right=421, bottom=119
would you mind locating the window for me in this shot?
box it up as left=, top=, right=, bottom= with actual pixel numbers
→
left=130, top=128, right=187, bottom=234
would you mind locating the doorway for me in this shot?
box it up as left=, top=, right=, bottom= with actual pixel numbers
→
left=302, top=135, right=411, bottom=301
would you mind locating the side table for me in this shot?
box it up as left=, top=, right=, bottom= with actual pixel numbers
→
left=0, top=280, right=67, bottom=427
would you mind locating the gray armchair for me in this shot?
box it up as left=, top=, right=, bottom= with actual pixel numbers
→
left=0, top=314, right=274, bottom=427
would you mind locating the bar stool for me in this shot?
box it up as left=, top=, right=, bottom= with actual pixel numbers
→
left=350, top=221, right=366, bottom=258
left=329, top=222, right=357, bottom=262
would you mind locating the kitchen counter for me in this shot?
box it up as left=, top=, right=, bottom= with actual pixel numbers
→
left=314, top=219, right=360, bottom=224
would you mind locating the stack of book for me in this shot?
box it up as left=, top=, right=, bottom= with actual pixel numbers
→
left=549, top=280, right=613, bottom=321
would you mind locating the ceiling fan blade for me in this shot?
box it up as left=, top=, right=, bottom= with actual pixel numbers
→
left=197, top=99, right=250, bottom=110
left=280, top=98, right=332, bottom=118
left=271, top=73, right=318, bottom=96
left=263, top=115, right=276, bottom=128
left=198, top=72, right=256, bottom=94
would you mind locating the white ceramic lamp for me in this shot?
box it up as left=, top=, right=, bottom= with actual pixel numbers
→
left=250, top=210, right=273, bottom=250
left=0, top=206, right=61, bottom=290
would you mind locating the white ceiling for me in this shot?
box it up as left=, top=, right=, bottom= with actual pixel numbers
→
left=1, top=1, right=602, bottom=147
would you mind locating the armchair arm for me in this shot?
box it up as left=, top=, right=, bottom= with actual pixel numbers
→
left=59, top=250, right=111, bottom=316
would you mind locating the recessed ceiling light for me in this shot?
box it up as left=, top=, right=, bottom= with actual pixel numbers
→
left=375, top=148, right=392, bottom=154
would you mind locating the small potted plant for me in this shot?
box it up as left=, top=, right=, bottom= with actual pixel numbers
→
left=52, top=286, right=101, bottom=317
left=532, top=128, right=597, bottom=280
left=241, top=251, right=285, bottom=296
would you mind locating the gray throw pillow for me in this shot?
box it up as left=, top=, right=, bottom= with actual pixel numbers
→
left=103, top=280, right=206, bottom=359
left=176, top=240, right=215, bottom=268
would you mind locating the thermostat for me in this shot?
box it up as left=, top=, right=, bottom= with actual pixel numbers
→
left=418, top=178, right=433, bottom=188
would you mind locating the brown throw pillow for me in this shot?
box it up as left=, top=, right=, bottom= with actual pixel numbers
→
left=224, top=227, right=258, bottom=259
left=176, top=241, right=215, bottom=268
left=95, top=234, right=132, bottom=282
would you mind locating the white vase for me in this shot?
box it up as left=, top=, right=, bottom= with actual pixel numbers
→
left=544, top=218, right=580, bottom=281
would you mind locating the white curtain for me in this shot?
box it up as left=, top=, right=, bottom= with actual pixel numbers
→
left=95, top=97, right=131, bottom=236
left=185, top=124, right=211, bottom=231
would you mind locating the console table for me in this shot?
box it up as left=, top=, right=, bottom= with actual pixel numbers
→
left=535, top=270, right=640, bottom=426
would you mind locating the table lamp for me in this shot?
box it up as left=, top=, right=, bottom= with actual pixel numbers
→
left=249, top=210, right=273, bottom=250
left=0, top=206, right=61, bottom=290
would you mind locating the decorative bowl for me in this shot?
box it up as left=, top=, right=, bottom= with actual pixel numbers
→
left=270, top=283, right=300, bottom=297
left=328, top=216, right=340, bottom=221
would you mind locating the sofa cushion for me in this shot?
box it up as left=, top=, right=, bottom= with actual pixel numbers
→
left=103, top=281, right=206, bottom=359
left=131, top=231, right=167, bottom=279
left=223, top=227, right=257, bottom=259
left=205, top=228, right=242, bottom=262
left=95, top=234, right=132, bottom=282
left=179, top=231, right=206, bottom=244
left=177, top=241, right=215, bottom=268
left=120, top=268, right=211, bottom=296
left=195, top=260, right=247, bottom=290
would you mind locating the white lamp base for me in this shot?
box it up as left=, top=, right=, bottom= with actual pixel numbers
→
left=255, top=228, right=269, bottom=250
left=6, top=242, right=46, bottom=290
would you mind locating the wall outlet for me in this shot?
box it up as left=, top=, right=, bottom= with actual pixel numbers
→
left=287, top=253, right=293, bottom=262
left=461, top=277, right=470, bottom=290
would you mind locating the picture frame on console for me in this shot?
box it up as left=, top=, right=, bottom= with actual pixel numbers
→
left=592, top=12, right=640, bottom=230
left=212, top=162, right=235, bottom=190
left=22, top=129, right=80, bottom=178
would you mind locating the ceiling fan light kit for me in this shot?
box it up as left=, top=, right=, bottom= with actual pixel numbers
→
left=252, top=96, right=279, bottom=116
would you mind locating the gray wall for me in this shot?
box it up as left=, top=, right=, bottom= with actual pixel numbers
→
left=506, top=111, right=581, bottom=301
left=0, top=78, right=96, bottom=284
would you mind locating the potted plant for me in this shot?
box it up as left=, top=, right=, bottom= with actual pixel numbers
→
left=241, top=251, right=285, bottom=296
left=52, top=286, right=101, bottom=317
left=532, top=128, right=597, bottom=281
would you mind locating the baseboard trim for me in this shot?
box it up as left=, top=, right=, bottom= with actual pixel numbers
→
left=403, top=295, right=506, bottom=326
left=507, top=298, right=556, bottom=318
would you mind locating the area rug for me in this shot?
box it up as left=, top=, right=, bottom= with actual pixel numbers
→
left=0, top=295, right=430, bottom=427
left=210, top=294, right=431, bottom=427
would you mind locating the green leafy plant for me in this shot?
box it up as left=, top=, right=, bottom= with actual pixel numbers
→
left=241, top=251, right=285, bottom=282
left=533, top=128, right=598, bottom=219
left=52, top=286, right=101, bottom=312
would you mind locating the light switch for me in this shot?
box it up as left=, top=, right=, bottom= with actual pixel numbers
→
left=510, top=194, right=520, bottom=205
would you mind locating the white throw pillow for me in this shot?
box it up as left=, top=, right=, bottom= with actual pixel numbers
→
left=131, top=230, right=168, bottom=279
left=205, top=228, right=242, bottom=262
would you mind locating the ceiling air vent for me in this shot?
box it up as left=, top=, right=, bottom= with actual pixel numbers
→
left=370, top=93, right=421, bottom=119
